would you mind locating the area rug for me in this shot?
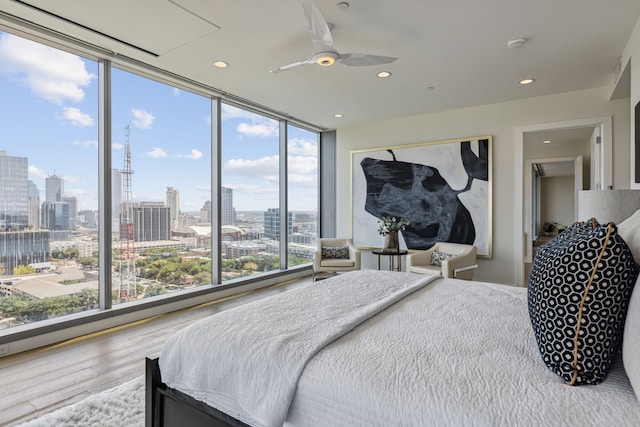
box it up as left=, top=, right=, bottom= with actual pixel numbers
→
left=18, top=376, right=144, bottom=427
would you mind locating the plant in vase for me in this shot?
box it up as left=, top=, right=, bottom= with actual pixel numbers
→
left=378, top=216, right=411, bottom=252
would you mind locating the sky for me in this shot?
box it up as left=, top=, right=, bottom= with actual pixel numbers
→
left=0, top=31, right=318, bottom=213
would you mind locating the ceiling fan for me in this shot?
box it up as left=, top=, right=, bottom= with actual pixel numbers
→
left=270, top=2, right=398, bottom=73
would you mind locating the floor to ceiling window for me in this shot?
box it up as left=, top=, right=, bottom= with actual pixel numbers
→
left=110, top=68, right=212, bottom=304
left=287, top=125, right=318, bottom=267
left=0, top=26, right=319, bottom=335
left=220, top=103, right=283, bottom=280
left=0, top=31, right=100, bottom=328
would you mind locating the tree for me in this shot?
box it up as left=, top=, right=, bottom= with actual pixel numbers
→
left=14, top=265, right=36, bottom=275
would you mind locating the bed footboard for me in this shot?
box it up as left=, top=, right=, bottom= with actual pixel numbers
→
left=145, top=357, right=250, bottom=427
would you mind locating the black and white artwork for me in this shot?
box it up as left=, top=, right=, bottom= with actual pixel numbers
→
left=351, top=137, right=492, bottom=257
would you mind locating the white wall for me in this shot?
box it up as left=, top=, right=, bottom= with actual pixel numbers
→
left=541, top=176, right=574, bottom=228
left=621, top=16, right=640, bottom=188
left=336, top=86, right=630, bottom=285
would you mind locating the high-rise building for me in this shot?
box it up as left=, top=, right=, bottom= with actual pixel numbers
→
left=166, top=187, right=180, bottom=231
left=27, top=180, right=40, bottom=230
left=131, top=202, right=170, bottom=242
left=0, top=230, right=50, bottom=276
left=263, top=208, right=292, bottom=240
left=45, top=174, right=64, bottom=202
left=63, top=196, right=78, bottom=228
left=221, top=187, right=234, bottom=226
left=0, top=151, right=29, bottom=229
left=41, top=201, right=70, bottom=230
left=200, top=200, right=212, bottom=224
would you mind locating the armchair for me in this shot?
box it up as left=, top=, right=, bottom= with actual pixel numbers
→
left=406, top=242, right=477, bottom=280
left=313, top=238, right=361, bottom=281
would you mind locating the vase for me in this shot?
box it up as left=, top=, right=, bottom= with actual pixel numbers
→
left=383, top=231, right=399, bottom=253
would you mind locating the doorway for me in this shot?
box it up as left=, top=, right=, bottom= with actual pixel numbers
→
left=514, top=116, right=613, bottom=286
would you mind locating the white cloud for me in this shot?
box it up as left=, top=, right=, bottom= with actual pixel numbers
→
left=178, top=149, right=203, bottom=160
left=173, top=88, right=181, bottom=96
left=28, top=165, right=47, bottom=179
left=113, top=143, right=123, bottom=150
left=288, top=138, right=318, bottom=156
left=236, top=122, right=278, bottom=137
left=131, top=108, right=154, bottom=129
left=61, top=174, right=80, bottom=184
left=0, top=33, right=94, bottom=104
left=288, top=155, right=317, bottom=174
left=226, top=155, right=279, bottom=184
left=222, top=103, right=278, bottom=137
left=146, top=147, right=167, bottom=158
left=73, top=139, right=98, bottom=149
left=62, top=107, right=94, bottom=127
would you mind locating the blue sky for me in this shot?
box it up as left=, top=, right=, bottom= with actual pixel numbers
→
left=0, top=31, right=318, bottom=213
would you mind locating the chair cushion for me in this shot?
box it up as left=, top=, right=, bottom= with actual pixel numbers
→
left=321, top=246, right=350, bottom=259
left=528, top=220, right=638, bottom=385
left=431, top=251, right=454, bottom=266
left=320, top=259, right=355, bottom=268
left=409, top=265, right=442, bottom=276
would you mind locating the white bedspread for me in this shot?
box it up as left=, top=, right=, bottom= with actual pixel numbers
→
left=159, top=270, right=437, bottom=427
left=161, top=272, right=640, bottom=427
left=285, top=278, right=640, bottom=427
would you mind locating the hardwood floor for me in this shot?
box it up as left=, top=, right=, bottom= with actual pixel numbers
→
left=0, top=276, right=312, bottom=426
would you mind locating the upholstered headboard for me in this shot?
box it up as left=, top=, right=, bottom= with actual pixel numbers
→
left=578, top=190, right=640, bottom=224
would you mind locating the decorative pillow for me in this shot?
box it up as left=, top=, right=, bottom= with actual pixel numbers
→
left=528, top=221, right=639, bottom=385
left=617, top=208, right=640, bottom=263
left=431, top=251, right=454, bottom=266
left=321, top=246, right=349, bottom=259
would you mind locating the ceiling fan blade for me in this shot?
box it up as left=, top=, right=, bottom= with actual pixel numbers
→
left=338, top=53, right=398, bottom=67
left=303, top=2, right=334, bottom=53
left=270, top=58, right=314, bottom=73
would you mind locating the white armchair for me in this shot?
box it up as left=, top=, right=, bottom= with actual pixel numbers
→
left=313, top=238, right=361, bottom=281
left=406, top=242, right=477, bottom=280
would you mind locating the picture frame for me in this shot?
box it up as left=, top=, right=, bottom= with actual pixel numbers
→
left=351, top=136, right=492, bottom=258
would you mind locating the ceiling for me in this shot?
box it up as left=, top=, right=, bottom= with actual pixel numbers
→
left=1, top=0, right=639, bottom=130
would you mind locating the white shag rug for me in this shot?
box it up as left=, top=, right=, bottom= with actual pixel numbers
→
left=18, top=376, right=144, bottom=427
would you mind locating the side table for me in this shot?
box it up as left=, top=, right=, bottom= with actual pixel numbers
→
left=372, top=249, right=408, bottom=272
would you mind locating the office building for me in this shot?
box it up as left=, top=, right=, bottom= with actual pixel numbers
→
left=0, top=151, right=29, bottom=229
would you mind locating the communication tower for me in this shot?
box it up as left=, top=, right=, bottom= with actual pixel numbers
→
left=118, top=125, right=136, bottom=301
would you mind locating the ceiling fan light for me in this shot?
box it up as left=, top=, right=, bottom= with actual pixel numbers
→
left=317, top=55, right=336, bottom=66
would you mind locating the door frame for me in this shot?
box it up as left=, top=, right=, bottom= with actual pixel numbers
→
left=523, top=155, right=583, bottom=264
left=514, top=116, right=612, bottom=286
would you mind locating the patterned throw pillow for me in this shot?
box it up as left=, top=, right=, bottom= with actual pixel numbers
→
left=528, top=220, right=638, bottom=385
left=321, top=246, right=349, bottom=259
left=431, top=251, right=454, bottom=266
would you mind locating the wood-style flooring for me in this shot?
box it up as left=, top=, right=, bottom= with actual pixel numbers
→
left=0, top=276, right=312, bottom=426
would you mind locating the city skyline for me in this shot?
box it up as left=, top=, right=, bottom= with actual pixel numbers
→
left=0, top=31, right=318, bottom=214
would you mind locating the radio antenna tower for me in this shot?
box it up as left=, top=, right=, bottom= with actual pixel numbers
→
left=119, top=124, right=136, bottom=301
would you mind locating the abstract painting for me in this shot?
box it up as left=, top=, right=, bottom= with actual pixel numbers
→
left=351, top=136, right=492, bottom=257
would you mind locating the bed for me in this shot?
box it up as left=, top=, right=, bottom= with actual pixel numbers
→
left=146, top=251, right=640, bottom=427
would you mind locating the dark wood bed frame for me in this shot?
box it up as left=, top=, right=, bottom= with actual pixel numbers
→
left=145, top=357, right=250, bottom=427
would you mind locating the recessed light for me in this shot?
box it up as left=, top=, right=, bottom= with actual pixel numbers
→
left=213, top=60, right=229, bottom=69
left=519, top=78, right=535, bottom=85
left=543, top=140, right=551, bottom=144
left=377, top=71, right=392, bottom=78
left=334, top=114, right=344, bottom=118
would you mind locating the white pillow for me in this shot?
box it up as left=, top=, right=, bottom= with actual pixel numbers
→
left=618, top=209, right=640, bottom=262
left=623, top=275, right=640, bottom=402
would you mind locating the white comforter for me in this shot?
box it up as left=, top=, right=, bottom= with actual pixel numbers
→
left=161, top=271, right=640, bottom=427
left=159, top=270, right=437, bottom=427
